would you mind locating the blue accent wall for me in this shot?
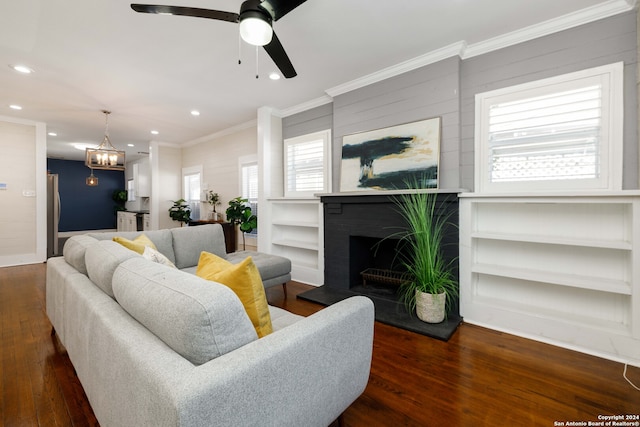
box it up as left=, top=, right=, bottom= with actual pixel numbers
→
left=47, top=159, right=125, bottom=232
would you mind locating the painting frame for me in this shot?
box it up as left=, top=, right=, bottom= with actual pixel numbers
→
left=339, top=116, right=441, bottom=192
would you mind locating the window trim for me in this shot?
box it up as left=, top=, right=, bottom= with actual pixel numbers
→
left=283, top=129, right=332, bottom=198
left=474, top=62, right=624, bottom=194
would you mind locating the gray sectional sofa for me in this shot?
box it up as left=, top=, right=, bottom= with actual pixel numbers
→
left=46, top=224, right=375, bottom=427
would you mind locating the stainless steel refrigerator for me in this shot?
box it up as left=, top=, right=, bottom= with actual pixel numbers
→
left=47, top=173, right=61, bottom=258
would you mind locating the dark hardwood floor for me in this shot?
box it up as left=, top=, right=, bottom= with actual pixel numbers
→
left=1, top=263, right=638, bottom=426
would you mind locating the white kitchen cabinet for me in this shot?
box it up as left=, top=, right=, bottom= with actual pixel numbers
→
left=143, top=213, right=151, bottom=231
left=117, top=211, right=137, bottom=232
left=459, top=193, right=640, bottom=366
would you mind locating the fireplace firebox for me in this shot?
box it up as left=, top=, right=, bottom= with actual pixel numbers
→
left=298, top=191, right=462, bottom=340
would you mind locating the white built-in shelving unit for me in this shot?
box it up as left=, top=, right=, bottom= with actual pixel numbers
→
left=266, top=198, right=324, bottom=286
left=459, top=192, right=640, bottom=366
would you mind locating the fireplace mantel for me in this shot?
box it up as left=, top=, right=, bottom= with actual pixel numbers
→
left=317, top=188, right=468, bottom=198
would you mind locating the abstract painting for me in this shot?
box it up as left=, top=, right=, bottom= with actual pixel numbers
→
left=340, top=117, right=441, bottom=191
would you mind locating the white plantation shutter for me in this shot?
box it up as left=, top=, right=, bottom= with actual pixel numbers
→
left=284, top=129, right=331, bottom=197
left=489, top=85, right=602, bottom=182
left=476, top=62, right=623, bottom=193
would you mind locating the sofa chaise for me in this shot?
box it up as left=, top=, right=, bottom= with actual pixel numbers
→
left=46, top=224, right=375, bottom=427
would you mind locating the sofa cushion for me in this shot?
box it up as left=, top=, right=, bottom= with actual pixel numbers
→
left=88, top=229, right=176, bottom=265
left=171, top=224, right=227, bottom=269
left=226, top=250, right=292, bottom=281
left=63, top=235, right=99, bottom=274
left=113, top=234, right=157, bottom=254
left=196, top=251, right=273, bottom=338
left=113, top=257, right=257, bottom=365
left=85, top=240, right=141, bottom=298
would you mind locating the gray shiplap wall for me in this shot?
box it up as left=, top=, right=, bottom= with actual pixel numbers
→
left=282, top=103, right=333, bottom=140
left=332, top=56, right=462, bottom=192
left=282, top=11, right=638, bottom=192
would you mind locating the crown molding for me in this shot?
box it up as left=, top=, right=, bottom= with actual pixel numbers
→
left=325, top=42, right=466, bottom=98
left=275, top=95, right=333, bottom=118
left=305, top=0, right=635, bottom=104
left=463, top=0, right=636, bottom=58
left=182, top=119, right=257, bottom=147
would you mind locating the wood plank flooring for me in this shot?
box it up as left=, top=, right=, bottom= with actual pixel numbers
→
left=1, top=262, right=638, bottom=426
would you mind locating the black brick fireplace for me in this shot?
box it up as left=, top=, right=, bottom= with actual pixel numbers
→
left=298, top=191, right=462, bottom=340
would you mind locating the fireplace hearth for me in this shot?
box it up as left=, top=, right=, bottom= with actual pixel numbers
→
left=298, top=191, right=462, bottom=341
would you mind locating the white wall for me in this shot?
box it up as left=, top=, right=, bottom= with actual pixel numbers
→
left=182, top=124, right=258, bottom=221
left=150, top=142, right=182, bottom=230
left=0, top=116, right=46, bottom=266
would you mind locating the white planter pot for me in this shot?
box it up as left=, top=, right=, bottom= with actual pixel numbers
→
left=415, top=290, right=446, bottom=323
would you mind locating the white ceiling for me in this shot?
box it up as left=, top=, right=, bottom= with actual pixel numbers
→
left=0, top=0, right=634, bottom=162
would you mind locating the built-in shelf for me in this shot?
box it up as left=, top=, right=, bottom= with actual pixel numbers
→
left=472, top=295, right=631, bottom=335
left=272, top=220, right=318, bottom=228
left=471, top=263, right=631, bottom=295
left=272, top=239, right=319, bottom=251
left=460, top=194, right=640, bottom=366
left=471, top=232, right=632, bottom=250
left=266, top=199, right=324, bottom=286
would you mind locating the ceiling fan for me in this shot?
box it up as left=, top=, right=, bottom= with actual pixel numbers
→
left=130, top=0, right=308, bottom=78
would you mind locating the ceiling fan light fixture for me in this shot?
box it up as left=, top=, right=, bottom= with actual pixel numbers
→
left=239, top=14, right=273, bottom=46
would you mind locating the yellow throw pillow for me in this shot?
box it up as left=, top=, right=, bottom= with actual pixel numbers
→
left=113, top=234, right=157, bottom=254
left=196, top=251, right=273, bottom=338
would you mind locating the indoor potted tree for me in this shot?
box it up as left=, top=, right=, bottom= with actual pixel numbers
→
left=226, top=197, right=257, bottom=250
left=206, top=191, right=221, bottom=220
left=393, top=185, right=458, bottom=323
left=168, top=199, right=191, bottom=226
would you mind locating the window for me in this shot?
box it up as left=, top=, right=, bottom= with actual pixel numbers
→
left=475, top=62, right=623, bottom=193
left=284, top=129, right=331, bottom=197
left=182, top=166, right=202, bottom=220
left=241, top=161, right=258, bottom=236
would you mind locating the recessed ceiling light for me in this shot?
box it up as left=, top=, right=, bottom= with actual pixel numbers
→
left=191, top=110, right=200, bottom=116
left=150, top=130, right=159, bottom=135
left=10, top=64, right=33, bottom=74
left=9, top=104, right=22, bottom=110
left=269, top=72, right=281, bottom=80
left=127, top=144, right=135, bottom=147
left=48, top=132, right=57, bottom=136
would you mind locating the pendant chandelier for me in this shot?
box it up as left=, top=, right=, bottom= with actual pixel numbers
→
left=85, top=110, right=125, bottom=171
left=86, top=169, right=99, bottom=186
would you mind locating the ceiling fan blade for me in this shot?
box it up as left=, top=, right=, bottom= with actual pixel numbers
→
left=263, top=31, right=296, bottom=78
left=259, top=0, right=308, bottom=21
left=130, top=4, right=239, bottom=23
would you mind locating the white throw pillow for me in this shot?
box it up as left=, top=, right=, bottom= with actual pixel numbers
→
left=142, top=246, right=176, bottom=268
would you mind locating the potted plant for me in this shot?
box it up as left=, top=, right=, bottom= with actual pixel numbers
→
left=112, top=189, right=127, bottom=213
left=206, top=191, right=221, bottom=220
left=225, top=197, right=257, bottom=250
left=392, top=186, right=458, bottom=323
left=168, top=199, right=191, bottom=226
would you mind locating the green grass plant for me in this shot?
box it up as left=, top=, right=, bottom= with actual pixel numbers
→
left=391, top=185, right=458, bottom=317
